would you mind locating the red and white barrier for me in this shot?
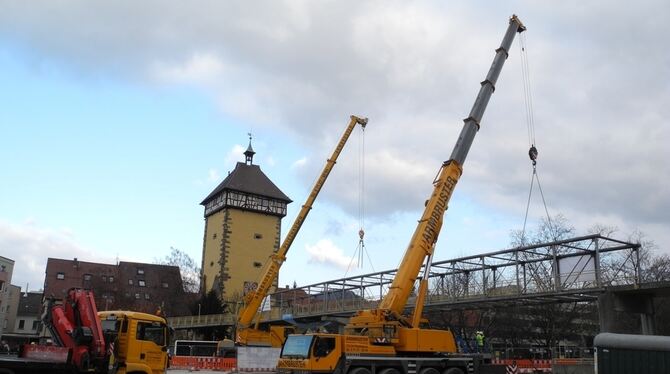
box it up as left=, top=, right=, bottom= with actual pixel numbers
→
left=170, top=356, right=236, bottom=371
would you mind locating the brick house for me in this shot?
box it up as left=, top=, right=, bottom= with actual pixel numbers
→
left=44, top=258, right=193, bottom=316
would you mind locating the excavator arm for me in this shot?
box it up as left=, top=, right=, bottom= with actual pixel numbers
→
left=236, top=115, right=368, bottom=346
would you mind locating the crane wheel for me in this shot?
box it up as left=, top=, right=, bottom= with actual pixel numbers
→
left=379, top=368, right=401, bottom=374
left=443, top=368, right=464, bottom=374
left=349, top=367, right=372, bottom=374
left=420, top=368, right=440, bottom=374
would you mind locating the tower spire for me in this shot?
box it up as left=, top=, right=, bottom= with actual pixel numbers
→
left=244, top=132, right=255, bottom=165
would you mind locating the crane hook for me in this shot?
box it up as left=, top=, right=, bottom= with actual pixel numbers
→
left=528, top=145, right=538, bottom=166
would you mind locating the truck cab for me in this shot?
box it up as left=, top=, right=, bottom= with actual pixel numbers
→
left=99, top=311, right=169, bottom=374
left=279, top=334, right=344, bottom=374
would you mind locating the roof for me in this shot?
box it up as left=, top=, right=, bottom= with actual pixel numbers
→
left=595, top=333, right=670, bottom=351
left=201, top=162, right=291, bottom=205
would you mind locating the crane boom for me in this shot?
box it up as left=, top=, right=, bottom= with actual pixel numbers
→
left=377, top=14, right=525, bottom=316
left=237, top=115, right=368, bottom=345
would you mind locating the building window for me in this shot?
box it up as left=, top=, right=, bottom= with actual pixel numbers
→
left=138, top=280, right=146, bottom=287
left=137, top=268, right=145, bottom=275
left=213, top=233, right=217, bottom=239
left=254, top=233, right=263, bottom=239
left=135, top=293, right=140, bottom=299
left=18, top=319, right=25, bottom=330
left=32, top=320, right=39, bottom=331
left=109, top=276, right=114, bottom=283
left=253, top=262, right=262, bottom=268
left=83, top=274, right=92, bottom=281
left=161, top=282, right=169, bottom=288
left=128, top=279, right=134, bottom=285
left=56, top=272, right=65, bottom=280
left=102, top=275, right=107, bottom=282
left=144, top=293, right=150, bottom=300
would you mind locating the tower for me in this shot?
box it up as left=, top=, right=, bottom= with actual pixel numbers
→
left=200, top=138, right=291, bottom=301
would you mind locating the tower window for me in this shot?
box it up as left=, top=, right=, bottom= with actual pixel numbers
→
left=213, top=233, right=217, bottom=239
left=210, top=261, right=214, bottom=267
left=253, top=262, right=262, bottom=268
left=254, top=233, right=263, bottom=239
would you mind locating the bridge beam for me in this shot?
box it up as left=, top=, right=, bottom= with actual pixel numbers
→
left=598, top=291, right=656, bottom=335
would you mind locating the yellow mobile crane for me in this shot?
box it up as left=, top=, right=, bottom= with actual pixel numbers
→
left=277, top=15, right=525, bottom=374
left=236, top=115, right=368, bottom=348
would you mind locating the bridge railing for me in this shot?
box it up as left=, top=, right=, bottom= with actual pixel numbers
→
left=169, top=313, right=236, bottom=328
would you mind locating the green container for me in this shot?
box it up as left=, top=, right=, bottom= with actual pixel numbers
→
left=595, top=333, right=670, bottom=374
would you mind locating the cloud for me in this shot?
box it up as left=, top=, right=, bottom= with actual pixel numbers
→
left=0, top=220, right=116, bottom=292
left=291, top=157, right=307, bottom=169
left=152, top=53, right=226, bottom=84
left=207, top=168, right=221, bottom=183
left=224, top=144, right=246, bottom=169
left=1, top=1, right=668, bottom=251
left=305, top=239, right=357, bottom=270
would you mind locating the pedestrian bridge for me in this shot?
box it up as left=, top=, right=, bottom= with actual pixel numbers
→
left=169, top=234, right=650, bottom=329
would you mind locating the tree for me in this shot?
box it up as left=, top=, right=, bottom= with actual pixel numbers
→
left=191, top=289, right=225, bottom=315
left=155, top=247, right=200, bottom=293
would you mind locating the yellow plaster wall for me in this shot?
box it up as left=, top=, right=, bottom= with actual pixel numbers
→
left=201, top=208, right=281, bottom=299
left=223, top=209, right=280, bottom=299
left=202, top=210, right=225, bottom=293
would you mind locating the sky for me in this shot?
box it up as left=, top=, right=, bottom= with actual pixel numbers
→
left=1, top=1, right=668, bottom=293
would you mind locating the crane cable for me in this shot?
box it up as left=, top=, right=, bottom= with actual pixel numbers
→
left=358, top=124, right=366, bottom=268
left=345, top=126, right=375, bottom=277
left=519, top=33, right=553, bottom=242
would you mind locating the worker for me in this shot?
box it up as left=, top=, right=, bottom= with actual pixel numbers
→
left=475, top=331, right=485, bottom=353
